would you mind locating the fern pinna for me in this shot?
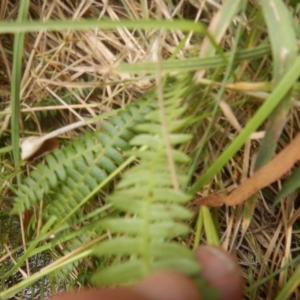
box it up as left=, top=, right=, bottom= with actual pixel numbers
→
left=10, top=74, right=216, bottom=297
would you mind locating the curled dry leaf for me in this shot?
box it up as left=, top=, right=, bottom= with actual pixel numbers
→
left=199, top=131, right=300, bottom=207
left=20, top=137, right=60, bottom=162
left=20, top=120, right=94, bottom=161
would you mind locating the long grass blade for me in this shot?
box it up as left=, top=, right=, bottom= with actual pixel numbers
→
left=242, top=0, right=298, bottom=241
left=189, top=55, right=300, bottom=195
left=0, top=18, right=206, bottom=34
left=274, top=264, right=300, bottom=300
left=11, top=0, right=30, bottom=176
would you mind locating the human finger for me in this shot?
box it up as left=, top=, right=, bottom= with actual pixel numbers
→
left=51, top=271, right=200, bottom=300
left=51, top=246, right=244, bottom=300
left=196, top=246, right=244, bottom=300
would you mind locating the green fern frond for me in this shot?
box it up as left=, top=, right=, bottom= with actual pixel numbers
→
left=12, top=75, right=195, bottom=234
left=90, top=81, right=197, bottom=285
left=12, top=95, right=155, bottom=221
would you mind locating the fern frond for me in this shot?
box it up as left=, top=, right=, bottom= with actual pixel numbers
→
left=12, top=93, right=155, bottom=227
left=90, top=78, right=197, bottom=285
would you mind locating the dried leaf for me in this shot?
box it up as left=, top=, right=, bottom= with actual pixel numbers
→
left=25, top=137, right=60, bottom=162
left=223, top=132, right=300, bottom=206
left=20, top=136, right=46, bottom=160
left=191, top=194, right=224, bottom=208
left=20, top=120, right=93, bottom=161
left=196, top=132, right=300, bottom=207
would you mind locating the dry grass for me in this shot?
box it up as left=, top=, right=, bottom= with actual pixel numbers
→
left=1, top=0, right=300, bottom=299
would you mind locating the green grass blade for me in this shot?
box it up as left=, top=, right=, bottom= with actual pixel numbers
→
left=254, top=0, right=298, bottom=169
left=242, top=0, right=298, bottom=237
left=201, top=206, right=220, bottom=246
left=274, top=264, right=300, bottom=300
left=116, top=44, right=270, bottom=74
left=11, top=0, right=31, bottom=175
left=0, top=250, right=92, bottom=300
left=0, top=18, right=207, bottom=34
left=189, top=55, right=300, bottom=196
left=199, top=0, right=243, bottom=55
left=245, top=254, right=300, bottom=293
left=192, top=0, right=246, bottom=247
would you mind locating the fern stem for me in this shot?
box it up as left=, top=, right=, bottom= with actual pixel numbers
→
left=156, top=69, right=179, bottom=190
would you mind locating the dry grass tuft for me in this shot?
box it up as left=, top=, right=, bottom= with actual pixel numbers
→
left=0, top=0, right=215, bottom=136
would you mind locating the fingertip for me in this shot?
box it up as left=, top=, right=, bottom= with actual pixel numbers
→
left=51, top=246, right=244, bottom=300
left=196, top=246, right=244, bottom=300
left=133, top=270, right=202, bottom=300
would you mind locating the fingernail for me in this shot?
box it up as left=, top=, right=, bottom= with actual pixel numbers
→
left=197, top=246, right=244, bottom=300
left=199, top=246, right=236, bottom=276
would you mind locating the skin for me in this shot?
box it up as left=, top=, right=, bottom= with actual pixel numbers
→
left=51, top=246, right=244, bottom=300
